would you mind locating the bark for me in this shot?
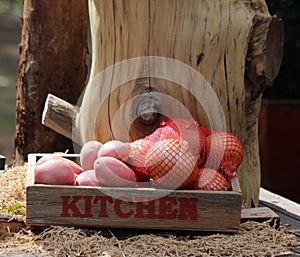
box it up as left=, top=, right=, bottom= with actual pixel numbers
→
left=42, top=0, right=283, bottom=208
left=14, top=0, right=88, bottom=165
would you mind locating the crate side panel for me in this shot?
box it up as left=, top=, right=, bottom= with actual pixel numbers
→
left=26, top=185, right=241, bottom=232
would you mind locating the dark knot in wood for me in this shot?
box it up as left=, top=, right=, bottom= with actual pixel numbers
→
left=132, top=78, right=161, bottom=126
left=136, top=95, right=160, bottom=125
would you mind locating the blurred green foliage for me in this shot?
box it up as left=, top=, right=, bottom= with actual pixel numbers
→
left=264, top=0, right=300, bottom=100
left=0, top=83, right=16, bottom=135
left=0, top=0, right=22, bottom=13
left=0, top=200, right=26, bottom=216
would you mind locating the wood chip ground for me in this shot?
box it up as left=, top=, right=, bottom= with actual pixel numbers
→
left=0, top=166, right=298, bottom=257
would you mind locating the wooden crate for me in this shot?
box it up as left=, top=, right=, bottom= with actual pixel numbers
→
left=26, top=154, right=242, bottom=232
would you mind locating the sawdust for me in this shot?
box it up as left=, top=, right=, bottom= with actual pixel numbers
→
left=0, top=165, right=298, bottom=257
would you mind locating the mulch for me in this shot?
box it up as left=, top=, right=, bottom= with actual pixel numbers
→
left=0, top=165, right=298, bottom=257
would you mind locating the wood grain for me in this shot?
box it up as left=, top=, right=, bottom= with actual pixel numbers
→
left=26, top=154, right=242, bottom=232
left=241, top=207, right=280, bottom=228
left=41, top=0, right=283, bottom=208
left=14, top=0, right=88, bottom=165
left=80, top=0, right=282, bottom=209
left=42, top=94, right=77, bottom=143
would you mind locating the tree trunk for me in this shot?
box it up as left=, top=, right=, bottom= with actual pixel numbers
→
left=42, top=0, right=283, bottom=208
left=13, top=0, right=88, bottom=165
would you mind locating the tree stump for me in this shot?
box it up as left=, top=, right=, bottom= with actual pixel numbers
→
left=14, top=0, right=88, bottom=165
left=42, top=0, right=283, bottom=208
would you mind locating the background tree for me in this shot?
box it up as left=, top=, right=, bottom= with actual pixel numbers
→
left=265, top=0, right=300, bottom=99
left=14, top=0, right=88, bottom=165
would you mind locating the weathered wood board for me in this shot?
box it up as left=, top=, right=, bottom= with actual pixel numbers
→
left=40, top=0, right=284, bottom=209
left=26, top=154, right=242, bottom=232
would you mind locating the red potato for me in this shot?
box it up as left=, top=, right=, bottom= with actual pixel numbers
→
left=146, top=139, right=198, bottom=189
left=203, top=132, right=244, bottom=178
left=75, top=170, right=100, bottom=186
left=190, top=168, right=230, bottom=191
left=65, top=159, right=83, bottom=175
left=126, top=139, right=151, bottom=182
left=80, top=140, right=103, bottom=171
left=97, top=140, right=129, bottom=162
left=36, top=154, right=64, bottom=165
left=36, top=155, right=83, bottom=175
left=34, top=159, right=76, bottom=185
left=94, top=156, right=136, bottom=187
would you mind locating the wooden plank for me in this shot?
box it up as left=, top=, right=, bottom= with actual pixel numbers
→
left=241, top=207, right=280, bottom=228
left=259, top=189, right=300, bottom=257
left=42, top=94, right=77, bottom=143
left=241, top=207, right=279, bottom=221
left=232, top=176, right=241, bottom=193
left=26, top=154, right=242, bottom=232
left=0, top=214, right=26, bottom=234
left=259, top=188, right=300, bottom=220
left=0, top=155, right=5, bottom=170
left=26, top=185, right=241, bottom=232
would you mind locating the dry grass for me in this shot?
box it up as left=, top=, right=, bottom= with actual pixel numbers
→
left=0, top=165, right=298, bottom=257
left=0, top=222, right=297, bottom=257
left=0, top=165, right=26, bottom=216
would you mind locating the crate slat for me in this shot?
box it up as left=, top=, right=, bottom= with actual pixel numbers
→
left=26, top=154, right=242, bottom=232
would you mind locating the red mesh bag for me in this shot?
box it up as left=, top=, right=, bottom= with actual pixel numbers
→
left=198, top=125, right=213, bottom=138
left=145, top=139, right=198, bottom=189
left=190, top=168, right=230, bottom=191
left=202, top=131, right=244, bottom=182
left=162, top=118, right=206, bottom=157
left=127, top=118, right=243, bottom=190
left=126, top=139, right=151, bottom=182
left=145, top=124, right=180, bottom=142
left=126, top=122, right=181, bottom=182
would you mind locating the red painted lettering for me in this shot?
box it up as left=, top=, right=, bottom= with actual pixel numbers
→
left=94, top=196, right=113, bottom=217
left=83, top=196, right=93, bottom=218
left=177, top=197, right=198, bottom=220
left=61, top=196, right=83, bottom=217
left=114, top=199, right=134, bottom=218
left=135, top=200, right=157, bottom=218
left=61, top=195, right=198, bottom=221
left=158, top=197, right=178, bottom=219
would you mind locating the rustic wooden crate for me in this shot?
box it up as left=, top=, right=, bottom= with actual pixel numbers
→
left=26, top=154, right=242, bottom=232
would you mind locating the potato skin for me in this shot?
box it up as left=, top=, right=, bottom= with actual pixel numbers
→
left=36, top=155, right=83, bottom=175
left=80, top=140, right=103, bottom=171
left=97, top=140, right=129, bottom=162
left=65, top=159, right=83, bottom=175
left=75, top=170, right=100, bottom=186
left=34, top=159, right=76, bottom=185
left=36, top=155, right=64, bottom=165
left=94, top=156, right=136, bottom=187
